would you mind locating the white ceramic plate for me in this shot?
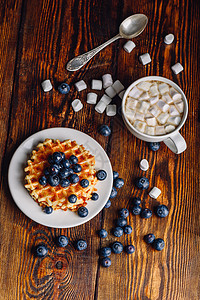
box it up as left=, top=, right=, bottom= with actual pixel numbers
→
left=8, top=128, right=113, bottom=228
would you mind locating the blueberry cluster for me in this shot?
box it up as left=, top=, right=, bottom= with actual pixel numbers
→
left=104, top=171, right=124, bottom=209
left=112, top=208, right=132, bottom=237
left=144, top=234, right=165, bottom=251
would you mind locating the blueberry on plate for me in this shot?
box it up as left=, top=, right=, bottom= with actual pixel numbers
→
left=135, top=177, right=149, bottom=190
left=98, top=124, right=111, bottom=136
left=78, top=206, right=88, bottom=217
left=113, top=171, right=119, bottom=179
left=144, top=233, right=155, bottom=244
left=80, top=179, right=89, bottom=188
left=99, top=247, right=111, bottom=257
left=72, top=164, right=82, bottom=173
left=152, top=238, right=165, bottom=251
left=113, top=178, right=124, bottom=189
left=148, top=142, right=160, bottom=151
left=111, top=241, right=123, bottom=254
left=39, top=176, right=47, bottom=186
left=101, top=257, right=111, bottom=267
left=140, top=208, right=152, bottom=219
left=59, top=168, right=71, bottom=179
left=60, top=178, right=70, bottom=188
left=49, top=164, right=60, bottom=175
left=154, top=205, right=169, bottom=218
left=56, top=235, right=69, bottom=247
left=125, top=245, right=135, bottom=254
left=44, top=167, right=50, bottom=176
left=116, top=217, right=127, bottom=227
left=96, top=170, right=107, bottom=181
left=91, top=192, right=99, bottom=201
left=132, top=205, right=142, bottom=215
left=62, top=159, right=71, bottom=169
left=58, top=83, right=70, bottom=94
left=132, top=197, right=141, bottom=206
left=69, top=174, right=79, bottom=184
left=76, top=239, right=87, bottom=251
left=60, top=152, right=65, bottom=160
left=52, top=152, right=63, bottom=164
left=113, top=227, right=123, bottom=237
left=68, top=194, right=77, bottom=203
left=104, top=199, right=111, bottom=208
left=118, top=208, right=129, bottom=218
left=43, top=206, right=53, bottom=214
left=35, top=244, right=48, bottom=258
left=48, top=155, right=54, bottom=164
left=47, top=175, right=60, bottom=187
left=123, top=225, right=132, bottom=234
left=98, top=229, right=108, bottom=238
left=109, top=187, right=117, bottom=199
left=69, top=155, right=78, bottom=165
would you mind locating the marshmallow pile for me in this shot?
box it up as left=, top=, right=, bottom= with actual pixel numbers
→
left=125, top=80, right=184, bottom=136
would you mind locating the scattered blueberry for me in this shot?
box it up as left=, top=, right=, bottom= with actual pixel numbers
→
left=58, top=82, right=70, bottom=94
left=91, top=193, right=99, bottom=201
left=135, top=177, right=149, bottom=190
left=148, top=142, right=160, bottom=151
left=111, top=241, right=123, bottom=254
left=113, top=171, right=119, bottom=179
left=49, top=164, right=60, bottom=175
left=113, top=227, right=123, bottom=237
left=109, top=187, right=117, bottom=199
left=52, top=152, right=63, bottom=164
left=99, top=247, right=112, bottom=257
left=154, top=205, right=169, bottom=218
left=125, top=245, right=135, bottom=254
left=104, top=200, right=111, bottom=208
left=69, top=174, right=79, bottom=184
left=56, top=235, right=69, bottom=247
left=76, top=239, right=87, bottom=251
left=98, top=124, right=111, bottom=136
left=72, top=164, right=82, bottom=173
left=132, top=197, right=141, bottom=206
left=59, top=168, right=71, bottom=179
left=116, top=217, right=127, bottom=227
left=96, top=170, right=107, bottom=181
left=69, top=155, right=78, bottom=165
left=62, top=159, right=71, bottom=169
left=123, top=225, right=132, bottom=234
left=101, top=257, right=111, bottom=267
left=68, top=194, right=77, bottom=203
left=44, top=167, right=50, bottom=176
left=39, top=176, right=47, bottom=186
left=98, top=229, right=108, bottom=238
left=60, top=178, right=70, bottom=187
left=132, top=205, right=142, bottom=215
left=78, top=206, right=88, bottom=217
left=43, top=206, right=53, bottom=214
left=113, top=178, right=124, bottom=189
left=144, top=233, right=155, bottom=244
left=152, top=238, right=165, bottom=251
left=80, top=179, right=89, bottom=188
left=47, top=175, right=60, bottom=187
left=35, top=245, right=48, bottom=258
left=140, top=208, right=152, bottom=219
left=119, top=208, right=129, bottom=218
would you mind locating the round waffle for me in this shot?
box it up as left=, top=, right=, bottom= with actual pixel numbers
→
left=24, top=138, right=98, bottom=211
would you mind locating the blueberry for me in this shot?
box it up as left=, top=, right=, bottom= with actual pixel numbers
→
left=152, top=238, right=165, bottom=251
left=44, top=167, right=50, bottom=176
left=155, top=205, right=169, bottom=218
left=52, top=152, right=63, bottom=164
left=125, top=245, right=135, bottom=254
left=49, top=164, right=60, bottom=175
left=35, top=245, right=48, bottom=258
left=39, top=176, right=47, bottom=186
left=116, top=217, right=127, bottom=227
left=135, top=177, right=149, bottom=190
left=69, top=174, right=79, bottom=184
left=60, top=178, right=70, bottom=187
left=96, top=170, right=107, bottom=181
left=113, top=171, right=119, bottom=179
left=78, top=206, right=88, bottom=217
left=48, top=155, right=54, bottom=164
left=132, top=205, right=142, bottom=215
left=72, top=164, right=82, bottom=173
left=111, top=241, right=123, bottom=254
left=140, top=208, right=152, bottom=219
left=123, top=225, right=132, bottom=234
left=68, top=194, right=77, bottom=203
left=62, top=159, right=71, bottom=169
left=80, top=179, right=89, bottom=188
left=148, top=142, right=160, bottom=151
left=119, top=208, right=129, bottom=218
left=144, top=233, right=155, bottom=244
left=59, top=168, right=71, bottom=179
left=101, top=257, right=111, bottom=267
left=109, top=187, right=117, bottom=199
left=76, top=239, right=87, bottom=251
left=58, top=83, right=70, bottom=94
left=60, top=152, right=65, bottom=160
left=56, top=235, right=69, bottom=247
left=99, top=247, right=111, bottom=257
left=98, top=229, right=108, bottom=238
left=104, top=200, right=111, bottom=208
left=69, top=155, right=78, bottom=165
left=98, top=124, right=111, bottom=136
left=132, top=197, right=141, bottom=206
left=91, top=193, right=99, bottom=201
left=113, top=227, right=123, bottom=237
left=113, top=178, right=124, bottom=189
left=43, top=206, right=53, bottom=214
left=47, top=175, right=60, bottom=187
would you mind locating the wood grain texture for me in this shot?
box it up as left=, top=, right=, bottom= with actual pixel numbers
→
left=0, top=0, right=199, bottom=299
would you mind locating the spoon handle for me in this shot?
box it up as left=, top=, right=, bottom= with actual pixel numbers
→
left=66, top=34, right=121, bottom=71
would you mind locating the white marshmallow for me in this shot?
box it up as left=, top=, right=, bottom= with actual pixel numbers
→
left=137, top=81, right=152, bottom=91
left=157, top=113, right=169, bottom=124
left=71, top=99, right=83, bottom=112
left=164, top=34, right=174, bottom=45
left=139, top=159, right=149, bottom=171
left=149, top=84, right=159, bottom=96
left=100, top=94, right=112, bottom=105
left=95, top=100, right=107, bottom=113
left=174, top=100, right=184, bottom=113
left=41, top=79, right=53, bottom=92
left=137, top=101, right=150, bottom=114
left=139, top=53, right=151, bottom=65
left=129, top=86, right=143, bottom=99
left=126, top=98, right=138, bottom=110
left=165, top=124, right=176, bottom=133
left=149, top=187, right=161, bottom=199
left=112, top=80, right=125, bottom=94
left=156, top=100, right=170, bottom=112
left=105, top=86, right=117, bottom=98
left=145, top=126, right=155, bottom=136
left=139, top=92, right=150, bottom=100
left=155, top=126, right=166, bottom=135
left=123, top=41, right=136, bottom=53
left=145, top=117, right=157, bottom=126
left=169, top=105, right=180, bottom=116
left=102, top=74, right=113, bottom=89
left=171, top=63, right=184, bottom=74
left=162, top=93, right=173, bottom=104
left=106, top=104, right=117, bottom=116
left=74, top=80, right=87, bottom=92
left=148, top=106, right=161, bottom=117
left=168, top=116, right=181, bottom=126
left=87, top=92, right=97, bottom=104
left=118, top=90, right=125, bottom=99
left=169, top=88, right=182, bottom=101
left=133, top=120, right=146, bottom=133
left=158, top=83, right=170, bottom=95
left=91, top=79, right=102, bottom=90
left=126, top=111, right=135, bottom=123
left=149, top=95, right=159, bottom=105
left=135, top=112, right=145, bottom=121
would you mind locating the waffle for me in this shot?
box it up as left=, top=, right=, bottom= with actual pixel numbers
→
left=24, top=139, right=98, bottom=211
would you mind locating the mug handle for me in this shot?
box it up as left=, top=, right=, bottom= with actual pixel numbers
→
left=163, top=132, right=187, bottom=154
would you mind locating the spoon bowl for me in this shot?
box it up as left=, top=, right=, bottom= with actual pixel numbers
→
left=119, top=14, right=148, bottom=39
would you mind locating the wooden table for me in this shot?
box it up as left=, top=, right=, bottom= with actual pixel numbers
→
left=0, top=0, right=199, bottom=299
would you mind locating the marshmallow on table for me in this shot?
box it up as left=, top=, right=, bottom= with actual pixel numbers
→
left=149, top=84, right=159, bottom=96
left=139, top=53, right=151, bottom=65
left=41, top=79, right=53, bottom=92
left=156, top=100, right=170, bottom=112
left=162, top=93, right=173, bottom=104
left=105, top=86, right=117, bottom=98
left=123, top=41, right=136, bottom=53
left=87, top=92, right=97, bottom=104
left=174, top=100, right=184, bottom=113
left=100, top=94, right=112, bottom=105
left=149, top=106, right=161, bottom=117
left=165, top=124, right=175, bottom=133
left=155, top=126, right=166, bottom=135
left=129, top=86, right=143, bottom=99
left=75, top=80, right=87, bottom=92
left=91, top=79, right=102, bottom=90
left=106, top=104, right=117, bottom=116
left=168, top=116, right=181, bottom=126
left=149, top=187, right=161, bottom=199
left=171, top=63, right=184, bottom=74
left=158, top=83, right=169, bottom=95
left=71, top=99, right=83, bottom=112
left=157, top=113, right=169, bottom=124
left=145, top=126, right=155, bottom=135
left=170, top=88, right=182, bottom=101
left=95, top=100, right=107, bottom=114
left=112, top=80, right=125, bottom=94
left=149, top=95, right=159, bottom=105
left=139, top=159, right=149, bottom=171
left=137, top=81, right=152, bottom=91
left=145, top=116, right=157, bottom=126
left=133, top=120, right=146, bottom=133
left=164, top=34, right=174, bottom=44
left=102, top=74, right=113, bottom=89
left=118, top=90, right=125, bottom=99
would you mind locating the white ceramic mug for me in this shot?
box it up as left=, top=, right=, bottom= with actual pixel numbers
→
left=122, top=76, right=188, bottom=154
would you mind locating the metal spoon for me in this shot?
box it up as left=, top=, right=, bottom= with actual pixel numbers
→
left=66, top=14, right=148, bottom=72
